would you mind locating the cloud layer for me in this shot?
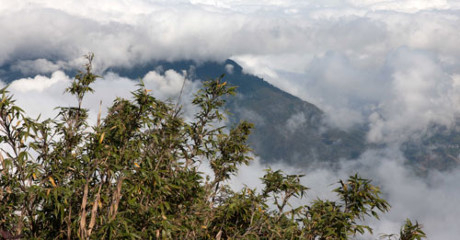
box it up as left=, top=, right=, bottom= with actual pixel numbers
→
left=4, top=69, right=200, bottom=124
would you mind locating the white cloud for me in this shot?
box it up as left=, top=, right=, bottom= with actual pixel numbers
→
left=7, top=71, right=74, bottom=119
left=4, top=69, right=200, bottom=123
left=225, top=63, right=234, bottom=74
left=9, top=71, right=68, bottom=93
left=348, top=0, right=455, bottom=12
left=143, top=69, right=187, bottom=99
left=10, top=59, right=63, bottom=75
left=366, top=48, right=458, bottom=143
left=285, top=112, right=307, bottom=134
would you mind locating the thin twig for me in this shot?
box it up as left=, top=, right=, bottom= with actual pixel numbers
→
left=173, top=72, right=188, bottom=117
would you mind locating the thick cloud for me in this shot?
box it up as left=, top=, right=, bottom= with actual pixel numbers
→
left=1, top=0, right=456, bottom=68
left=3, top=69, right=200, bottom=123
left=366, top=48, right=458, bottom=143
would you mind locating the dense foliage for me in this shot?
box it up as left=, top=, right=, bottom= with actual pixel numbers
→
left=0, top=55, right=425, bottom=239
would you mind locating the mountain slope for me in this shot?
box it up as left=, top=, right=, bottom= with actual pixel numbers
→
left=402, top=122, right=460, bottom=172
left=111, top=59, right=368, bottom=166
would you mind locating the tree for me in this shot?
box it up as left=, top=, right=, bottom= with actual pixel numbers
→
left=0, top=54, right=425, bottom=239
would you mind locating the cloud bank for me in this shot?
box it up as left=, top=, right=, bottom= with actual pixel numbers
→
left=4, top=69, right=200, bottom=124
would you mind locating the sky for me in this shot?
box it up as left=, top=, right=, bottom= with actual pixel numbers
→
left=1, top=0, right=460, bottom=239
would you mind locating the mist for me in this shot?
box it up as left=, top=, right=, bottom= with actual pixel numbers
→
left=229, top=146, right=460, bottom=239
